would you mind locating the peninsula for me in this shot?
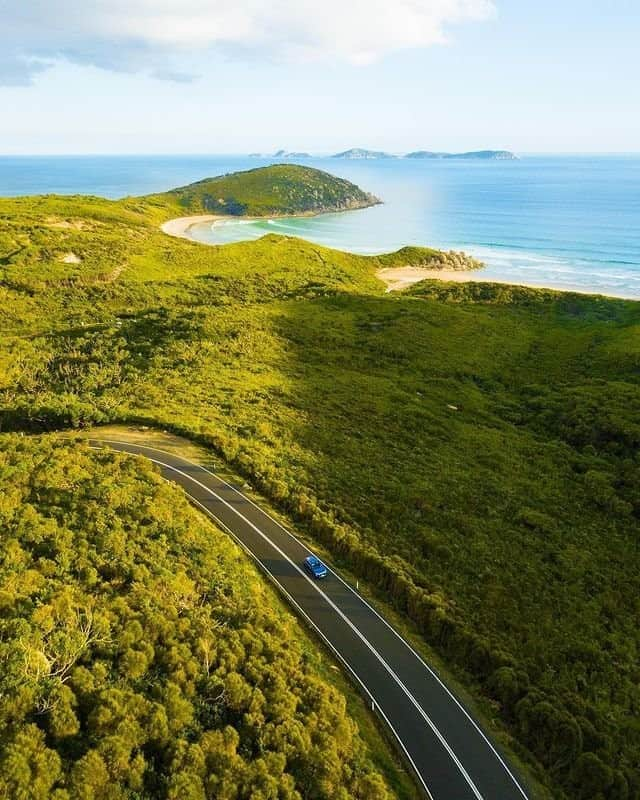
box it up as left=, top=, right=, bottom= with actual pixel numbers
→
left=150, top=163, right=381, bottom=218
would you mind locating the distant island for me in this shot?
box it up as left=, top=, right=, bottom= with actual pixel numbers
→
left=406, top=150, right=518, bottom=160
left=332, top=148, right=397, bottom=159
left=248, top=150, right=313, bottom=159
left=249, top=148, right=518, bottom=161
left=273, top=149, right=313, bottom=159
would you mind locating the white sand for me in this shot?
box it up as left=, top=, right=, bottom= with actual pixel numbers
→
left=160, top=215, right=222, bottom=240
left=376, top=266, right=493, bottom=292
left=161, top=210, right=342, bottom=242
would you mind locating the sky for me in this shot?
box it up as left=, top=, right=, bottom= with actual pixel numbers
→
left=1, top=0, right=638, bottom=154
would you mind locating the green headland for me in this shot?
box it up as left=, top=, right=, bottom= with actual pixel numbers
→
left=147, top=163, right=381, bottom=216
left=0, top=165, right=638, bottom=800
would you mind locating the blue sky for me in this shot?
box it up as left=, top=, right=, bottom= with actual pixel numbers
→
left=1, top=1, right=638, bottom=154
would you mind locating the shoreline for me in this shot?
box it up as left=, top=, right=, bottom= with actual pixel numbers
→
left=160, top=217, right=638, bottom=302
left=160, top=214, right=301, bottom=243
left=160, top=202, right=379, bottom=243
left=376, top=266, right=637, bottom=300
left=160, top=214, right=225, bottom=240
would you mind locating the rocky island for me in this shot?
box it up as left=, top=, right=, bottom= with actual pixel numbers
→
left=272, top=149, right=313, bottom=159
left=332, top=148, right=397, bottom=159
left=405, top=149, right=518, bottom=160
left=246, top=148, right=517, bottom=160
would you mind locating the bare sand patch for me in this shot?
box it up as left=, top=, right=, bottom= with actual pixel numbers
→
left=61, top=252, right=81, bottom=264
left=376, top=266, right=484, bottom=292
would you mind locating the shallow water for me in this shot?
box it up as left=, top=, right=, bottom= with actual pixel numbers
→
left=2, top=154, right=639, bottom=298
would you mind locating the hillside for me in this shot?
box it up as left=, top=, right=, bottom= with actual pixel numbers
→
left=0, top=170, right=638, bottom=800
left=149, top=164, right=380, bottom=217
left=0, top=435, right=399, bottom=799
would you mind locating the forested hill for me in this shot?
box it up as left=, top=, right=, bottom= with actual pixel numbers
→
left=0, top=436, right=395, bottom=800
left=149, top=164, right=381, bottom=216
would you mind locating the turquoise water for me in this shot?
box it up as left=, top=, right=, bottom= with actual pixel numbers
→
left=1, top=154, right=639, bottom=298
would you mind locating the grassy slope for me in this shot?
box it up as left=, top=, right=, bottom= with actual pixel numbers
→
left=145, top=164, right=380, bottom=216
left=0, top=182, right=638, bottom=799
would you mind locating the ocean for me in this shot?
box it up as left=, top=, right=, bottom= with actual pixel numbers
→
left=1, top=154, right=639, bottom=299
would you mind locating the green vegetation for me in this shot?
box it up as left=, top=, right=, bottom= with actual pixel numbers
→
left=377, top=246, right=483, bottom=271
left=0, top=167, right=638, bottom=799
left=0, top=435, right=399, bottom=800
left=146, top=164, right=380, bottom=217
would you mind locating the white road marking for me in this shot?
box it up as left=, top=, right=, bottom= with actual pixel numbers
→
left=140, top=454, right=485, bottom=799
left=88, top=442, right=433, bottom=798
left=90, top=438, right=530, bottom=800
left=181, top=492, right=435, bottom=800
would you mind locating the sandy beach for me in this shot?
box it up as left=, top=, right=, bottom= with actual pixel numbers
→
left=375, top=265, right=634, bottom=299
left=160, top=207, right=353, bottom=242
left=160, top=213, right=305, bottom=242
left=375, top=266, right=483, bottom=292
left=160, top=215, right=223, bottom=240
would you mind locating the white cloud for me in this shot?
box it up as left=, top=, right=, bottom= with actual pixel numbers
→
left=1, top=0, right=495, bottom=85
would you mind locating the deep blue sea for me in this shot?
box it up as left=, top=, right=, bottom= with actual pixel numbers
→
left=1, top=154, right=639, bottom=298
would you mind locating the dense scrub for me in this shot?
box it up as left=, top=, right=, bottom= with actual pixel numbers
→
left=147, top=164, right=380, bottom=217
left=0, top=436, right=393, bottom=800
left=377, top=246, right=483, bottom=271
left=1, top=184, right=639, bottom=798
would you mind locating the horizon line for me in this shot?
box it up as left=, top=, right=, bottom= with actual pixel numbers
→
left=1, top=150, right=640, bottom=158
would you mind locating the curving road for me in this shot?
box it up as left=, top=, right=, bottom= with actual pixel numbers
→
left=89, top=438, right=530, bottom=800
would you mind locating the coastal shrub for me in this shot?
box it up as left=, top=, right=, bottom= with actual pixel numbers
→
left=0, top=436, right=393, bottom=800
left=571, top=753, right=615, bottom=799
left=377, top=246, right=483, bottom=271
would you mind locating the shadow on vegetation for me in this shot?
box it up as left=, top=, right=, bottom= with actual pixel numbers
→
left=254, top=288, right=640, bottom=800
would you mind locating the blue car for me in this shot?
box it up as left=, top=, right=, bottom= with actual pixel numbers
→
left=304, top=555, right=328, bottom=579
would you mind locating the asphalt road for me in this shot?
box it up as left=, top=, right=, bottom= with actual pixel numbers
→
left=90, top=438, right=530, bottom=800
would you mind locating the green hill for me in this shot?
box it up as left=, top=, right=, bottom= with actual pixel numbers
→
left=0, top=170, right=638, bottom=800
left=148, top=164, right=380, bottom=217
